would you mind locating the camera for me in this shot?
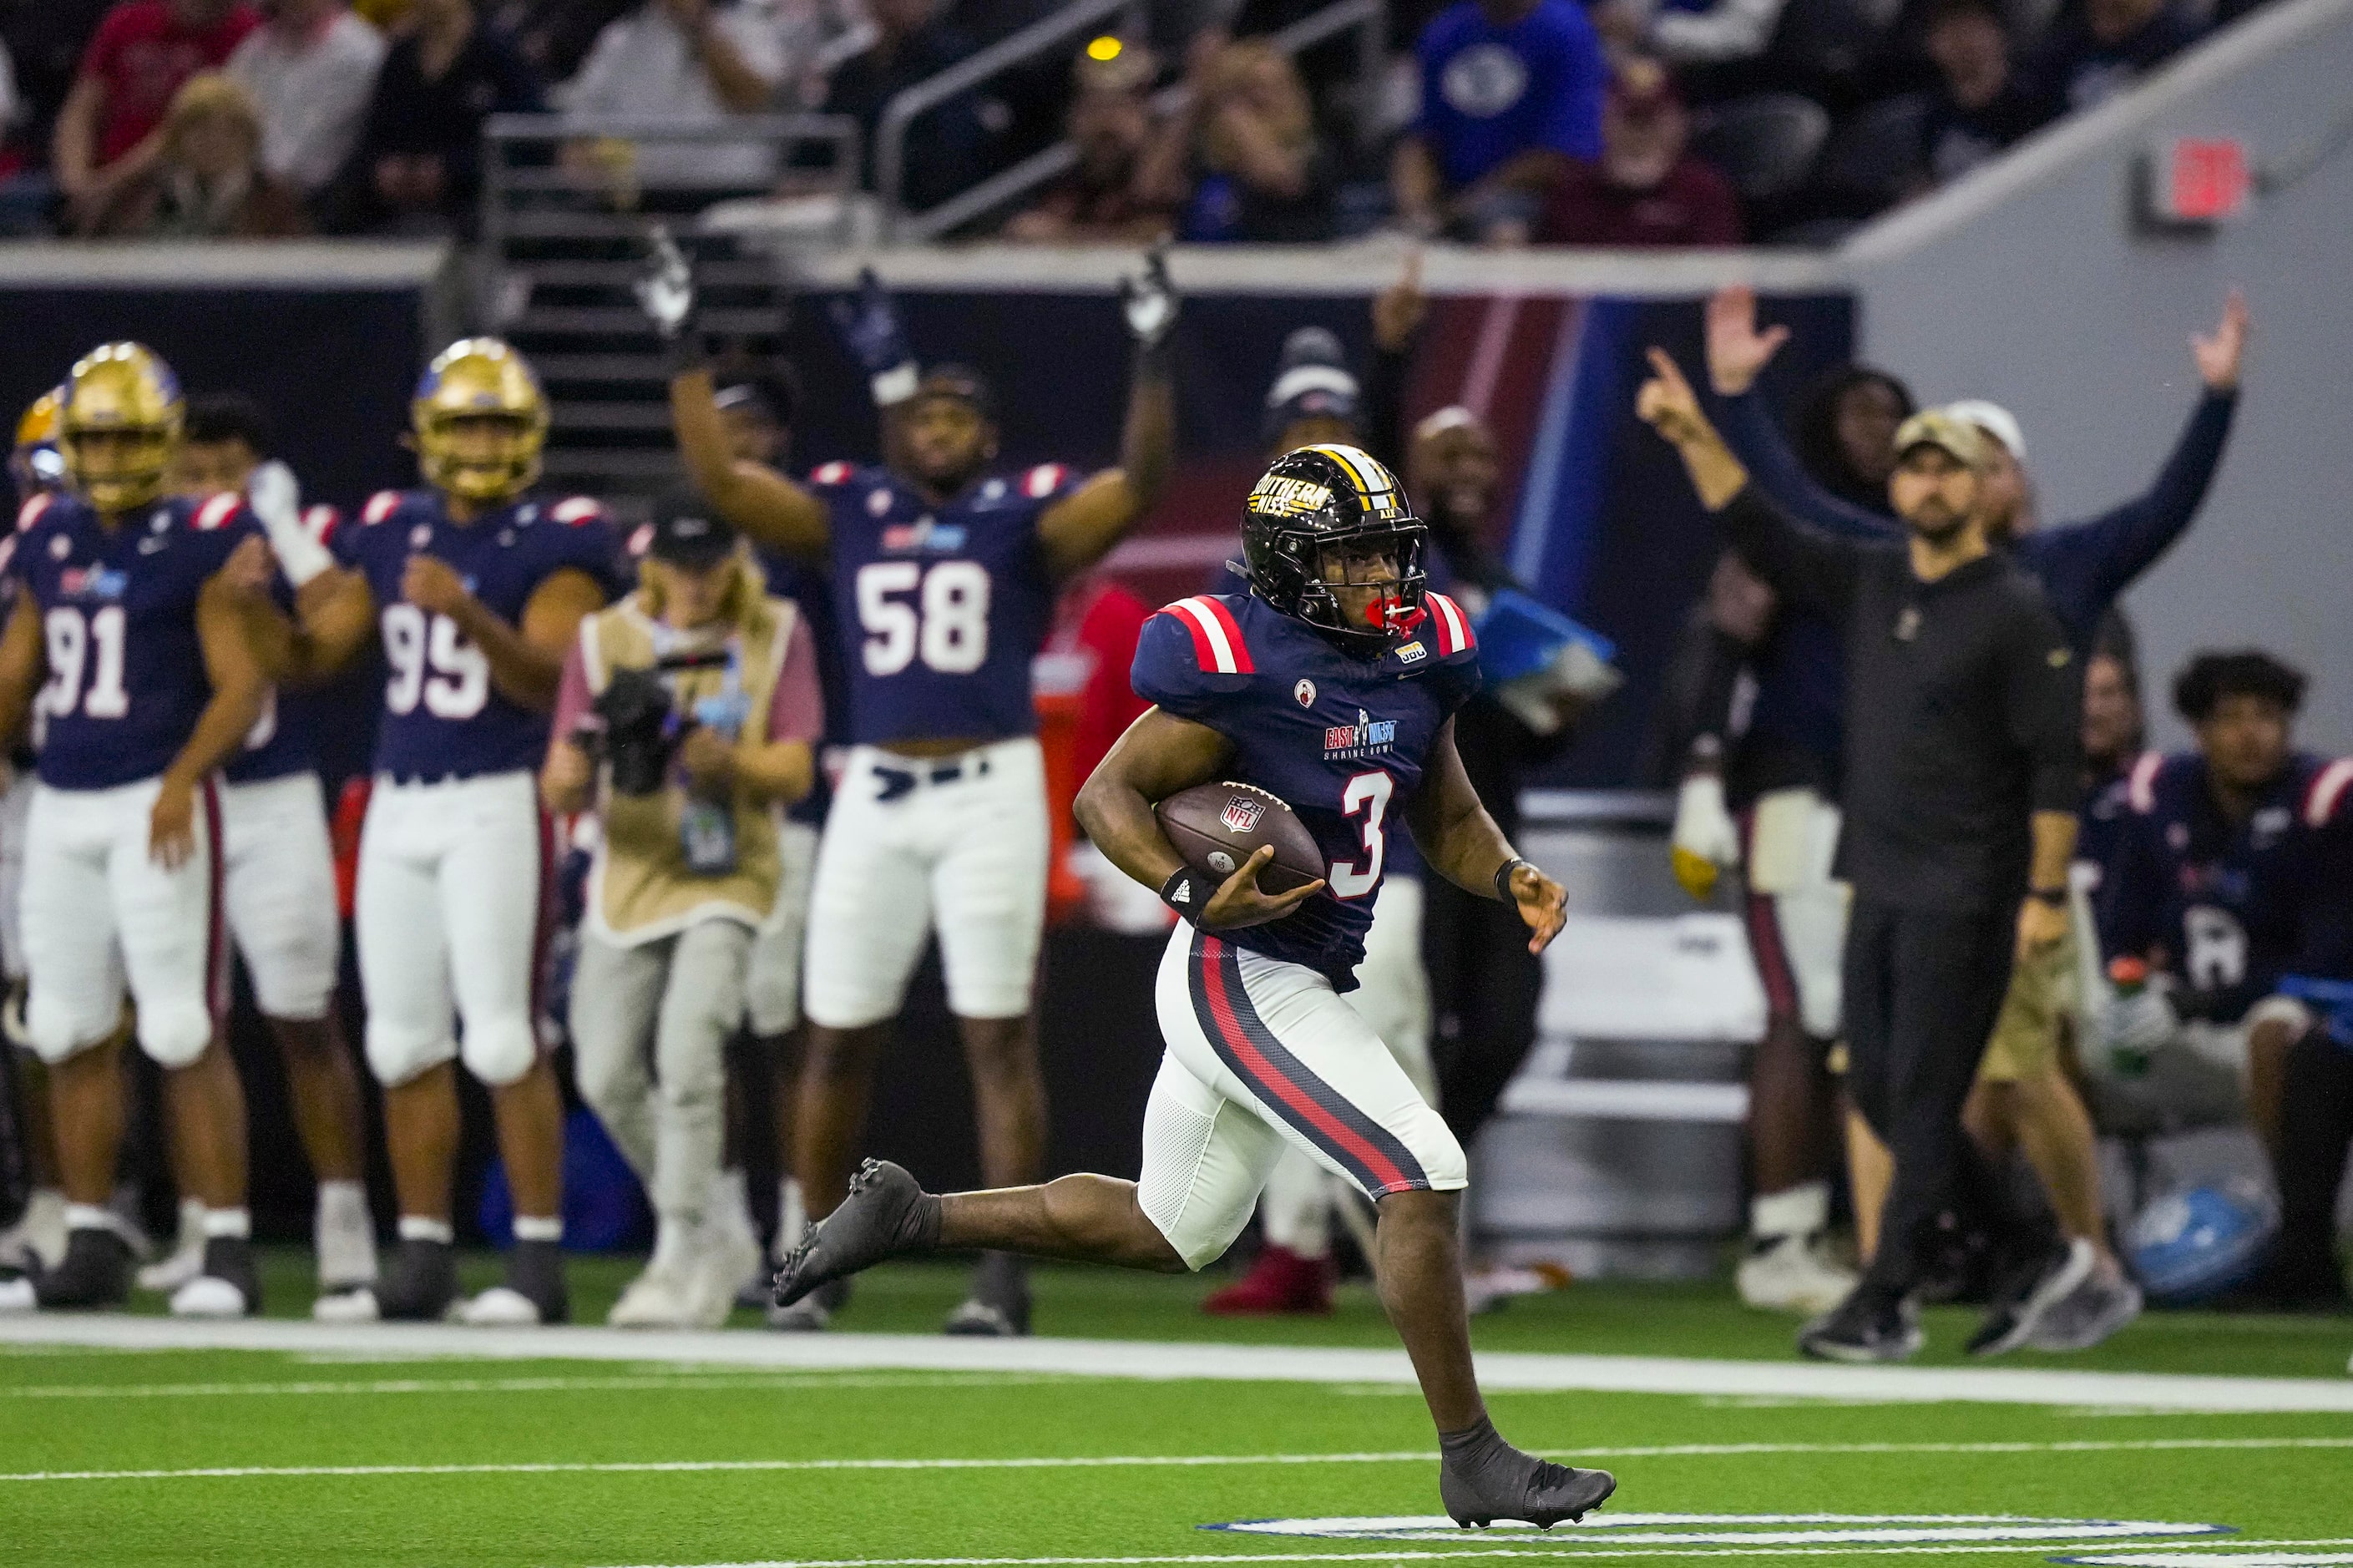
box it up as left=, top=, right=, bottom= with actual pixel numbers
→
left=584, top=649, right=729, bottom=797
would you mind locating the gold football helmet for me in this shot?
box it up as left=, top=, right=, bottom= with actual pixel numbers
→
left=11, top=386, right=66, bottom=498
left=61, top=343, right=184, bottom=514
left=412, top=337, right=548, bottom=503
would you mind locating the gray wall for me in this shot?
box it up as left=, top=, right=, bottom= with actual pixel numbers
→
left=1845, top=0, right=2353, bottom=753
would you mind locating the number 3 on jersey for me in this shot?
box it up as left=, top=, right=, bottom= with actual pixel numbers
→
left=38, top=605, right=130, bottom=720
left=858, top=560, right=990, bottom=676
left=382, top=602, right=489, bottom=718
left=1330, top=770, right=1394, bottom=900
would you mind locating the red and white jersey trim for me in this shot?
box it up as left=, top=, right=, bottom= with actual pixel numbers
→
left=1427, top=592, right=1473, bottom=656
left=17, top=493, right=54, bottom=532
left=302, top=504, right=339, bottom=544
left=1022, top=463, right=1070, bottom=498
left=193, top=493, right=243, bottom=531
left=2305, top=758, right=2353, bottom=829
left=2127, top=751, right=2165, bottom=813
left=1165, top=596, right=1253, bottom=675
left=362, top=490, right=403, bottom=525
left=550, top=497, right=602, bottom=526
left=810, top=460, right=855, bottom=486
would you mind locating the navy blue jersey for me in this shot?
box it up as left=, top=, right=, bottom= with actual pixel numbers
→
left=224, top=503, right=340, bottom=786
left=2074, top=756, right=2139, bottom=897
left=759, top=544, right=844, bottom=826
left=336, top=489, right=623, bottom=781
left=810, top=459, right=1079, bottom=747
left=2101, top=751, right=2341, bottom=1023
left=2286, top=764, right=2353, bottom=994
left=16, top=489, right=261, bottom=790
left=1134, top=590, right=1482, bottom=987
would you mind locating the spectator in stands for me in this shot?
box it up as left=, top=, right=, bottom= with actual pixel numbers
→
left=2027, top=0, right=2203, bottom=115
left=1540, top=57, right=1742, bottom=245
left=1916, top=0, right=2046, bottom=188
left=815, top=0, right=986, bottom=213
left=52, top=0, right=259, bottom=233
left=1001, top=42, right=1175, bottom=243
left=1137, top=34, right=1330, bottom=243
left=1391, top=0, right=1606, bottom=243
left=329, top=0, right=540, bottom=235
left=564, top=0, right=788, bottom=194
left=225, top=0, right=382, bottom=205
left=1794, top=364, right=1909, bottom=511
left=0, top=3, right=114, bottom=184
left=83, top=69, right=305, bottom=234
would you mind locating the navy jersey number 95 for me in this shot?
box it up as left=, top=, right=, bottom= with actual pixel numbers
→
left=335, top=489, right=623, bottom=781
left=1133, top=590, right=1481, bottom=987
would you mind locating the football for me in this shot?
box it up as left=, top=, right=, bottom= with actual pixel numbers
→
left=1155, top=781, right=1327, bottom=896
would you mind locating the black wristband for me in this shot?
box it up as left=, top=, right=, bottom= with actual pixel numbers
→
left=1494, top=857, right=1533, bottom=904
left=1161, top=866, right=1212, bottom=921
left=2027, top=886, right=2067, bottom=906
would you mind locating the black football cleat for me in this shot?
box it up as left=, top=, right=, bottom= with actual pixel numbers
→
left=1967, top=1237, right=2092, bottom=1357
left=1438, top=1424, right=1616, bottom=1530
left=34, top=1227, right=134, bottom=1311
left=169, top=1237, right=262, bottom=1318
left=374, top=1237, right=460, bottom=1322
left=772, top=1160, right=941, bottom=1309
left=944, top=1251, right=1030, bottom=1337
left=1799, top=1289, right=1923, bottom=1362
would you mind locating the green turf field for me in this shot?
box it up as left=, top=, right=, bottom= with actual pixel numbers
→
left=6, top=1253, right=2351, bottom=1568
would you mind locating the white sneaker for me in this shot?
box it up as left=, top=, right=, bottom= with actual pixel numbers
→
left=1738, top=1232, right=1859, bottom=1315
left=608, top=1265, right=701, bottom=1329
left=458, top=1286, right=548, bottom=1327
left=312, top=1285, right=382, bottom=1323
left=314, top=1182, right=379, bottom=1296
left=0, top=1189, right=68, bottom=1272
left=136, top=1199, right=208, bottom=1293
left=0, top=1272, right=35, bottom=1314
left=169, top=1274, right=250, bottom=1319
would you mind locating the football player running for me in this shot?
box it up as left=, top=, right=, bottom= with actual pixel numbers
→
left=0, top=345, right=271, bottom=1317
left=147, top=393, right=380, bottom=1318
left=774, top=445, right=1617, bottom=1530
left=237, top=340, right=622, bottom=1325
left=640, top=234, right=1176, bottom=1335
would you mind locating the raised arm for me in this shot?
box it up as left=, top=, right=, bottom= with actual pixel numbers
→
left=637, top=227, right=831, bottom=557
left=0, top=585, right=44, bottom=752
left=2034, top=290, right=2247, bottom=614
left=1639, top=346, right=1864, bottom=619
left=1039, top=251, right=1180, bottom=580
left=1404, top=718, right=1568, bottom=953
left=1705, top=285, right=1896, bottom=542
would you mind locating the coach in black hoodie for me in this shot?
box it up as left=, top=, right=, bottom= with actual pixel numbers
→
left=1639, top=350, right=2082, bottom=1363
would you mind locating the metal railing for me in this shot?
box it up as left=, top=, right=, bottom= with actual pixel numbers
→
left=881, top=0, right=1387, bottom=241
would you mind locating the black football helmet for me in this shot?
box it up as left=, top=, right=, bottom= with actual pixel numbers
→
left=1237, top=444, right=1429, bottom=656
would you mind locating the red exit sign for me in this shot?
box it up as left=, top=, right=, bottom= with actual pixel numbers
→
left=2144, top=137, right=2254, bottom=225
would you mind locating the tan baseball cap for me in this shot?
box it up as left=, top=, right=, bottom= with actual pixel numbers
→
left=1892, top=409, right=1988, bottom=470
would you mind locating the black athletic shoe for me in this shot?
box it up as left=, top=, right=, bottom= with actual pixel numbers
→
left=1439, top=1439, right=1616, bottom=1529
left=1798, top=1290, right=1922, bottom=1362
left=33, top=1227, right=134, bottom=1311
left=503, top=1238, right=569, bottom=1325
left=375, top=1237, right=460, bottom=1322
left=1967, top=1237, right=2092, bottom=1357
left=169, top=1237, right=261, bottom=1318
left=773, top=1160, right=940, bottom=1309
left=944, top=1251, right=1030, bottom=1337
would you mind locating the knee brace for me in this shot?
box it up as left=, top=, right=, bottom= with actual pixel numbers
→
left=459, top=1014, right=539, bottom=1088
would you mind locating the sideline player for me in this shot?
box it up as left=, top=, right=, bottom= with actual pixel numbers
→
left=142, top=393, right=380, bottom=1317
left=0, top=344, right=270, bottom=1316
left=775, top=445, right=1617, bottom=1528
left=238, top=340, right=620, bottom=1324
left=640, top=236, right=1177, bottom=1333
left=0, top=388, right=69, bottom=1273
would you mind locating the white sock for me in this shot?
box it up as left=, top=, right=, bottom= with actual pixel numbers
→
left=650, top=1213, right=701, bottom=1274
left=202, top=1207, right=250, bottom=1240
left=512, top=1215, right=563, bottom=1245
left=173, top=1196, right=206, bottom=1251
left=711, top=1168, right=754, bottom=1240
left=315, top=1181, right=378, bottom=1286
left=397, top=1215, right=454, bottom=1246
left=1749, top=1181, right=1830, bottom=1242
left=775, top=1176, right=807, bottom=1259
left=63, top=1202, right=119, bottom=1236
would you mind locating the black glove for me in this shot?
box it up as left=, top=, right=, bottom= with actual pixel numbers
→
left=1119, top=246, right=1179, bottom=350
left=634, top=224, right=704, bottom=375
left=827, top=266, right=917, bottom=406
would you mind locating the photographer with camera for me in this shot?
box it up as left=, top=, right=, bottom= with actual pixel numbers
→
left=542, top=495, right=822, bottom=1328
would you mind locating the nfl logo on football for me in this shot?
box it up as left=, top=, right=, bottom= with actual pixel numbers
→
left=1221, top=796, right=1264, bottom=834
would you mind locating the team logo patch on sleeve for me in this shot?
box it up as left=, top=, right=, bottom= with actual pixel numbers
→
left=1293, top=679, right=1316, bottom=707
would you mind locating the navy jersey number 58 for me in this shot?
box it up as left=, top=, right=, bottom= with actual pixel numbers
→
left=856, top=560, right=991, bottom=676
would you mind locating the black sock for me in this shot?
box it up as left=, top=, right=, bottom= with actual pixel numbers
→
left=2272, top=1029, right=2353, bottom=1284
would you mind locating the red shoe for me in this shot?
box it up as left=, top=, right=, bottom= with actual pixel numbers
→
left=1202, top=1244, right=1333, bottom=1316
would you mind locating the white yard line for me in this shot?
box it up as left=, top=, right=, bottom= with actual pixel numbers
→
left=3, top=1436, right=2350, bottom=1485
left=591, top=1545, right=2353, bottom=1568
left=3, top=1316, right=2350, bottom=1411
left=0, top=1373, right=1063, bottom=1399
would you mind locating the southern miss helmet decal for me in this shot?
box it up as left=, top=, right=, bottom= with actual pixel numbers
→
left=1237, top=445, right=1428, bottom=656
